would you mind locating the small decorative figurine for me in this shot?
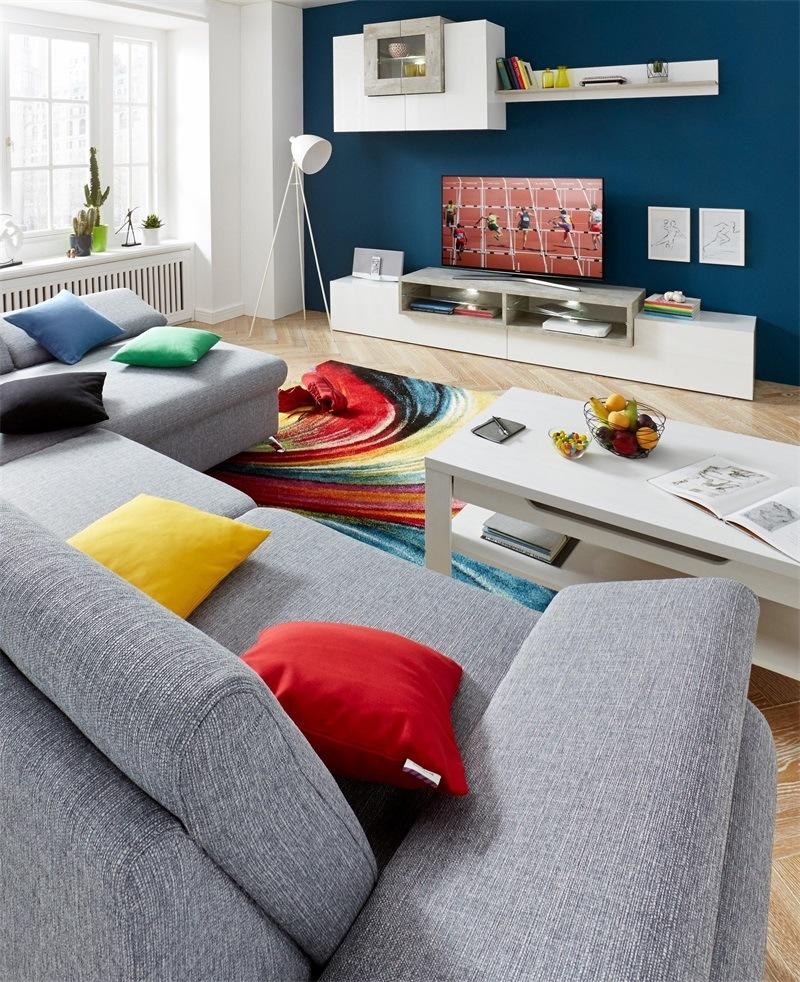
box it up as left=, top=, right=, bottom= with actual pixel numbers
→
left=663, top=290, right=686, bottom=303
left=116, top=207, right=140, bottom=247
left=0, top=213, right=23, bottom=268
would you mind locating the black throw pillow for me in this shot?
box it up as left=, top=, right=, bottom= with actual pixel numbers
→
left=0, top=372, right=108, bottom=434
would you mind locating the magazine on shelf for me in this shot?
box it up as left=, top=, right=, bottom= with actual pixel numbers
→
left=481, top=514, right=575, bottom=565
left=649, top=456, right=800, bottom=563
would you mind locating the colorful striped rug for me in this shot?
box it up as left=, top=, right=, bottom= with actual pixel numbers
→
left=209, top=361, right=555, bottom=612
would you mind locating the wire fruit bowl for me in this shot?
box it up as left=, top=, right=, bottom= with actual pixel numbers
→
left=583, top=401, right=666, bottom=459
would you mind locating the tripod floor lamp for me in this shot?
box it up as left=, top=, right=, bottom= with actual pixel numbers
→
left=249, top=134, right=333, bottom=338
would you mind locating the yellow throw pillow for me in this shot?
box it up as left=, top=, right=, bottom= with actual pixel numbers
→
left=68, top=494, right=269, bottom=618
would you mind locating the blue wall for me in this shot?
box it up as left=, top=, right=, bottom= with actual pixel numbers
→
left=303, top=0, right=800, bottom=386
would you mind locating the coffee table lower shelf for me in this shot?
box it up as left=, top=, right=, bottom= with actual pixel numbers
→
left=452, top=504, right=800, bottom=680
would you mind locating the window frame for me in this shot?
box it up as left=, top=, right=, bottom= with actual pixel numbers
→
left=0, top=9, right=165, bottom=254
left=0, top=21, right=100, bottom=238
left=111, top=36, right=156, bottom=233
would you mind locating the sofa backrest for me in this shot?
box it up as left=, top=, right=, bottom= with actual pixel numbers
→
left=0, top=501, right=376, bottom=964
left=0, top=288, right=166, bottom=372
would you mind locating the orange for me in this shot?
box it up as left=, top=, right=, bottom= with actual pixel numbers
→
left=605, top=393, right=627, bottom=412
left=607, top=411, right=630, bottom=430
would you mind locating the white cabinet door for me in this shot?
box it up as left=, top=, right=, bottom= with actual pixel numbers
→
left=333, top=34, right=405, bottom=132
left=404, top=21, right=505, bottom=131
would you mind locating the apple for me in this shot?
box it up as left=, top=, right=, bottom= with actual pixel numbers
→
left=612, top=430, right=639, bottom=457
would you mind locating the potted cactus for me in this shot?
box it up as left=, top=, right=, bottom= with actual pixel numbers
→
left=84, top=147, right=110, bottom=252
left=647, top=58, right=669, bottom=83
left=140, top=213, right=164, bottom=246
left=70, top=208, right=97, bottom=257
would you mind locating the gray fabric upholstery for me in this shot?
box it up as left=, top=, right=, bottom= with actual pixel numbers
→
left=0, top=652, right=310, bottom=982
left=0, top=428, right=255, bottom=537
left=0, top=501, right=376, bottom=964
left=189, top=506, right=540, bottom=867
left=321, top=578, right=763, bottom=982
left=0, top=288, right=164, bottom=371
left=0, top=332, right=12, bottom=374
left=0, top=339, right=287, bottom=464
left=710, top=701, right=776, bottom=981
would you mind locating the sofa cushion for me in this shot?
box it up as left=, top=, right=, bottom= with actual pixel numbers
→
left=68, top=494, right=269, bottom=618
left=320, top=578, right=763, bottom=982
left=0, top=652, right=311, bottom=982
left=112, top=325, right=220, bottom=367
left=0, top=429, right=255, bottom=537
left=0, top=340, right=287, bottom=464
left=4, top=290, right=122, bottom=364
left=0, top=333, right=12, bottom=374
left=0, top=501, right=376, bottom=964
left=0, top=372, right=108, bottom=434
left=189, top=507, right=540, bottom=867
left=0, top=288, right=167, bottom=372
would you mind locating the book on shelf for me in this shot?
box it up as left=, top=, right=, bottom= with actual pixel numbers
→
left=650, top=456, right=800, bottom=563
left=481, top=513, right=575, bottom=565
left=452, top=303, right=500, bottom=319
left=644, top=294, right=701, bottom=318
left=496, top=57, right=513, bottom=91
left=509, top=57, right=528, bottom=90
left=408, top=298, right=458, bottom=315
left=496, top=56, right=535, bottom=90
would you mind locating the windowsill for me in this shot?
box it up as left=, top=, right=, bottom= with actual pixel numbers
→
left=0, top=240, right=194, bottom=281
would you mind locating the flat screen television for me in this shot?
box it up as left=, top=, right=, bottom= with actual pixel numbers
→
left=442, top=176, right=603, bottom=280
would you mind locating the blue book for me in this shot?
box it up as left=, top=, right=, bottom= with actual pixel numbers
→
left=409, top=299, right=457, bottom=314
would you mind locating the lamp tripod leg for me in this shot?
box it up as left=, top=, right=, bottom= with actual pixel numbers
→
left=249, top=162, right=297, bottom=338
left=295, top=172, right=306, bottom=322
left=296, top=171, right=332, bottom=333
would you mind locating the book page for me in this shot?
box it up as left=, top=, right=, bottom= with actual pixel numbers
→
left=726, top=487, right=800, bottom=563
left=649, top=456, right=781, bottom=518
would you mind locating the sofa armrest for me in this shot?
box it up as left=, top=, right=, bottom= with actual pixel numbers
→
left=322, top=578, right=769, bottom=982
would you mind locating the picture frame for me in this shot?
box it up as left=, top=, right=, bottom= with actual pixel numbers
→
left=699, top=208, right=745, bottom=266
left=648, top=206, right=691, bottom=263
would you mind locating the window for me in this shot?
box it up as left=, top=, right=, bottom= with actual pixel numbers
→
left=112, top=39, right=152, bottom=230
left=5, top=29, right=94, bottom=232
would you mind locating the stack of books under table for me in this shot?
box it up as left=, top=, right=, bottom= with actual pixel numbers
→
left=644, top=294, right=702, bottom=319
left=481, top=513, right=576, bottom=565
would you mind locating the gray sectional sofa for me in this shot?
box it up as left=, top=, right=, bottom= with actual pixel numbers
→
left=0, top=291, right=776, bottom=981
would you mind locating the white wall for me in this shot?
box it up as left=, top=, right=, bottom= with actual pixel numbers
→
left=241, top=0, right=304, bottom=321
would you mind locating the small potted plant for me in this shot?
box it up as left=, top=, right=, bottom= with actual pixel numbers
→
left=647, top=58, right=669, bottom=83
left=84, top=147, right=110, bottom=253
left=141, top=213, right=164, bottom=246
left=70, top=207, right=97, bottom=257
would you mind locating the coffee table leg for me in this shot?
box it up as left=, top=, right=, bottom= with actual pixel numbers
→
left=425, top=466, right=453, bottom=575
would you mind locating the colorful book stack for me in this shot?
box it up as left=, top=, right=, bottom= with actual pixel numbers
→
left=643, top=294, right=702, bottom=319
left=496, top=57, right=536, bottom=91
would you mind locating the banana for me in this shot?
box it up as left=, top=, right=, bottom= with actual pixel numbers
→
left=589, top=397, right=609, bottom=422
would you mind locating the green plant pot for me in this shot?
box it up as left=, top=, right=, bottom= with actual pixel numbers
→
left=91, top=224, right=108, bottom=253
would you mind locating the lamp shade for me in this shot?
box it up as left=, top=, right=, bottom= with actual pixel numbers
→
left=290, top=134, right=332, bottom=175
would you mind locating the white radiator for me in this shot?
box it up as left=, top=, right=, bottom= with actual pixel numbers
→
left=0, top=243, right=195, bottom=323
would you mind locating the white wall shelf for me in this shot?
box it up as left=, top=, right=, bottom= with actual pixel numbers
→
left=498, top=60, right=718, bottom=102
left=333, top=19, right=506, bottom=132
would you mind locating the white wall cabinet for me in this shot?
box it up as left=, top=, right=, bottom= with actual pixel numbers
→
left=333, top=20, right=505, bottom=132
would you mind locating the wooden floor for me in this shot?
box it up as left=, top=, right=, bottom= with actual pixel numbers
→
left=207, top=310, right=800, bottom=981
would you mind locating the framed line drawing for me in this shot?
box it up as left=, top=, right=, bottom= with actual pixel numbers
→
left=700, top=208, right=745, bottom=266
left=648, top=206, right=691, bottom=262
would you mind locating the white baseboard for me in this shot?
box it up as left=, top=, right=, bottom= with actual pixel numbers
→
left=193, top=302, right=245, bottom=325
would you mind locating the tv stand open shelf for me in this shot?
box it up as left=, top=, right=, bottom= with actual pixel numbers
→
left=400, top=267, right=642, bottom=347
left=329, top=267, right=755, bottom=400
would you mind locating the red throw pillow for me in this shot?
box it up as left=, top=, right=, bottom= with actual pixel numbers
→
left=242, top=622, right=468, bottom=795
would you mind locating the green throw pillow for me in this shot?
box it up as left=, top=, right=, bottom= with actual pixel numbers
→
left=111, top=326, right=220, bottom=368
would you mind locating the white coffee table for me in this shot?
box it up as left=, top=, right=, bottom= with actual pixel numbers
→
left=424, top=388, right=800, bottom=679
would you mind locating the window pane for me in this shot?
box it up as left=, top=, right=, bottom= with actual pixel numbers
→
left=130, top=43, right=149, bottom=103
left=11, top=169, right=49, bottom=231
left=52, top=167, right=86, bottom=229
left=51, top=39, right=90, bottom=101
left=113, top=41, right=129, bottom=101
left=131, top=165, right=149, bottom=213
left=10, top=101, right=49, bottom=166
left=113, top=106, right=129, bottom=165
left=9, top=34, right=48, bottom=98
left=130, top=106, right=149, bottom=164
left=52, top=102, right=89, bottom=165
left=114, top=166, right=130, bottom=228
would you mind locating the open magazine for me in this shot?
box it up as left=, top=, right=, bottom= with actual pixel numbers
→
left=649, top=456, right=800, bottom=563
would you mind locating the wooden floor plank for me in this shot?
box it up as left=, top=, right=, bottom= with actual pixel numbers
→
left=203, top=309, right=800, bottom=977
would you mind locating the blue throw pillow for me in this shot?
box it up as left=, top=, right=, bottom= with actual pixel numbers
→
left=5, top=291, right=123, bottom=365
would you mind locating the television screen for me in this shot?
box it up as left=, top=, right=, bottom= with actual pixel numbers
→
left=442, top=176, right=603, bottom=280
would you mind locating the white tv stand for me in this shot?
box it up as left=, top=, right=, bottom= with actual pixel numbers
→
left=330, top=266, right=756, bottom=400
